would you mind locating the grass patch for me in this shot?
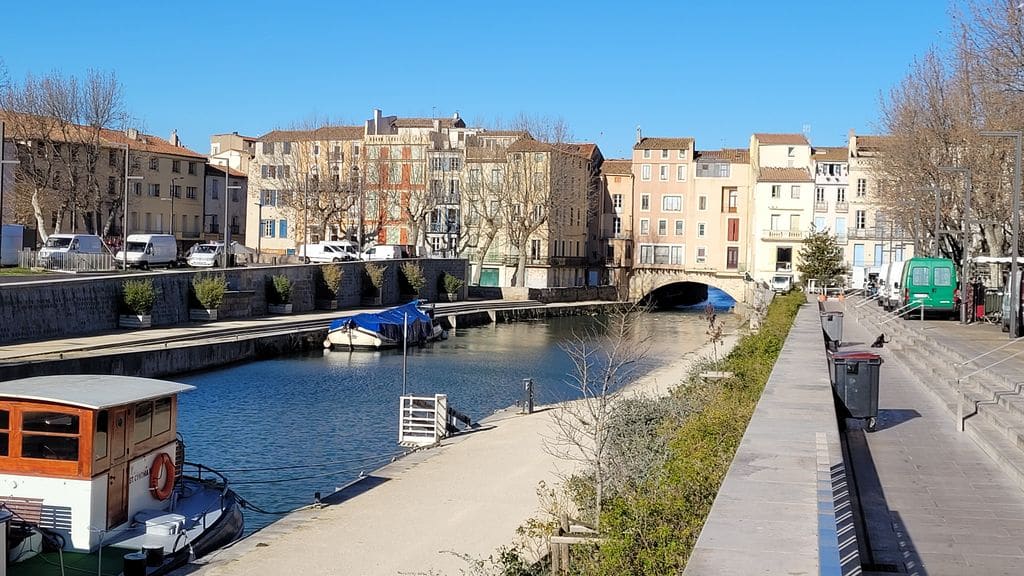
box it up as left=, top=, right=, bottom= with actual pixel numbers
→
left=578, top=291, right=805, bottom=575
left=0, top=267, right=48, bottom=276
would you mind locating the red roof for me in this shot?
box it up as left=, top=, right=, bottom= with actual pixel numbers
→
left=601, top=159, right=632, bottom=176
left=758, top=167, right=812, bottom=182
left=634, top=137, right=694, bottom=151
left=755, top=133, right=809, bottom=146
left=259, top=126, right=363, bottom=142
left=813, top=146, right=848, bottom=162
left=695, top=148, right=750, bottom=163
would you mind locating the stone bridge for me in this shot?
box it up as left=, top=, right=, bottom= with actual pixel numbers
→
left=628, top=267, right=750, bottom=304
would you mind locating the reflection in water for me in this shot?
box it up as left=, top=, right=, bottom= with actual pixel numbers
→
left=177, top=309, right=740, bottom=532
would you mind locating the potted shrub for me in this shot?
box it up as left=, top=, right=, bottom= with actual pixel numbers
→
left=442, top=273, right=465, bottom=302
left=362, top=262, right=386, bottom=306
left=316, top=264, right=345, bottom=310
left=266, top=274, right=293, bottom=314
left=400, top=261, right=426, bottom=300
left=191, top=272, right=228, bottom=321
left=119, top=278, right=156, bottom=328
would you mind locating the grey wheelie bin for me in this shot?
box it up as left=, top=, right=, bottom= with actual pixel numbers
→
left=832, top=351, right=882, bottom=431
left=820, top=311, right=844, bottom=351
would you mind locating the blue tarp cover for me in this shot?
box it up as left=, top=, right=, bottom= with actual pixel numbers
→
left=328, top=301, right=433, bottom=343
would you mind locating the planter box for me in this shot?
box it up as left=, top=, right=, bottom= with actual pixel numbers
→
left=316, top=298, right=339, bottom=310
left=268, top=303, right=293, bottom=314
left=118, top=314, right=151, bottom=329
left=446, top=292, right=459, bottom=302
left=190, top=308, right=218, bottom=322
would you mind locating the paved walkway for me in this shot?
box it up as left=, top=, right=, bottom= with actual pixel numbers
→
left=839, top=305, right=1024, bottom=575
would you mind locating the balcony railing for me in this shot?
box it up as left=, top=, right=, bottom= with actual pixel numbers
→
left=848, top=228, right=877, bottom=240
left=776, top=262, right=793, bottom=272
left=814, top=201, right=829, bottom=213
left=835, top=201, right=849, bottom=213
left=762, top=229, right=806, bottom=241
left=835, top=234, right=848, bottom=244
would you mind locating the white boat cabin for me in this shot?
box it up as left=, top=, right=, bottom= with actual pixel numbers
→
left=0, top=375, right=193, bottom=552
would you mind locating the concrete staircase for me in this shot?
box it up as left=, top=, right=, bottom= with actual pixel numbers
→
left=845, top=298, right=1024, bottom=490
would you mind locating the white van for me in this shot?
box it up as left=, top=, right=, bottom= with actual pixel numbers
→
left=186, top=243, right=223, bottom=268
left=882, top=260, right=907, bottom=311
left=360, top=244, right=416, bottom=261
left=320, top=240, right=360, bottom=261
left=299, top=243, right=352, bottom=264
left=38, top=234, right=109, bottom=268
left=116, top=234, right=178, bottom=269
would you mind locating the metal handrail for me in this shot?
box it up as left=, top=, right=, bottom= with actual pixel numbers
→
left=954, top=334, right=1024, bottom=369
left=854, top=293, right=881, bottom=308
left=878, top=301, right=922, bottom=324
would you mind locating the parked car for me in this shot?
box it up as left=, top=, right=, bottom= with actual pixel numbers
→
left=771, top=274, right=792, bottom=294
left=900, top=257, right=958, bottom=319
left=115, top=234, right=178, bottom=269
left=299, top=243, right=354, bottom=263
left=360, top=244, right=416, bottom=261
left=37, top=234, right=109, bottom=268
left=320, top=240, right=360, bottom=261
left=186, top=243, right=223, bottom=268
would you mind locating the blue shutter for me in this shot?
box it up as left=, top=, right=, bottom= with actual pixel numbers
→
left=279, top=219, right=287, bottom=238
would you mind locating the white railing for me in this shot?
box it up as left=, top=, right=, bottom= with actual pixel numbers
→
left=399, top=394, right=448, bottom=447
left=19, top=250, right=116, bottom=272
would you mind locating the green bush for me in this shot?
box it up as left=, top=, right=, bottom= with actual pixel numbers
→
left=121, top=278, right=156, bottom=315
left=266, top=274, right=292, bottom=304
left=364, top=262, right=386, bottom=292
left=400, top=261, right=426, bottom=295
left=443, top=272, right=465, bottom=294
left=319, top=264, right=344, bottom=298
left=582, top=290, right=804, bottom=575
left=192, top=273, right=228, bottom=310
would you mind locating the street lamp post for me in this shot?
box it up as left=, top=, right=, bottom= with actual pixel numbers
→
left=0, top=122, right=22, bottom=267
left=122, top=144, right=144, bottom=271
left=940, top=166, right=973, bottom=324
left=223, top=165, right=242, bottom=268
left=981, top=130, right=1023, bottom=339
left=169, top=176, right=182, bottom=236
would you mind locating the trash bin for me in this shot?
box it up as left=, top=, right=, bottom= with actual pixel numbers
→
left=820, top=311, right=844, bottom=350
left=832, top=351, right=883, bottom=431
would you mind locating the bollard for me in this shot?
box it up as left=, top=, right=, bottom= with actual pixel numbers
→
left=522, top=378, right=535, bottom=414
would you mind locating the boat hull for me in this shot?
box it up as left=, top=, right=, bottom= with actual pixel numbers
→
left=326, top=323, right=446, bottom=350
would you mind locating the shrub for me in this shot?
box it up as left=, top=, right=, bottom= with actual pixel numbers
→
left=400, top=261, right=426, bottom=295
left=121, top=278, right=156, bottom=316
left=364, top=262, right=386, bottom=293
left=319, top=264, right=344, bottom=298
left=266, top=274, right=292, bottom=304
left=192, top=273, right=228, bottom=310
left=443, top=272, right=465, bottom=295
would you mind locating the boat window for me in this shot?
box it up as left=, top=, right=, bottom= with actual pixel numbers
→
left=0, top=410, right=8, bottom=456
left=133, top=401, right=152, bottom=444
left=153, top=398, right=171, bottom=436
left=21, top=411, right=80, bottom=461
left=94, top=410, right=108, bottom=460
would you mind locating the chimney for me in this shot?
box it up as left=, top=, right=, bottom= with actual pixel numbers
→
left=170, top=129, right=180, bottom=147
left=127, top=128, right=139, bottom=141
left=452, top=111, right=460, bottom=121
left=635, top=126, right=642, bottom=145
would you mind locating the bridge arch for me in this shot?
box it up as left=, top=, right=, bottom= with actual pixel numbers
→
left=628, top=268, right=748, bottom=305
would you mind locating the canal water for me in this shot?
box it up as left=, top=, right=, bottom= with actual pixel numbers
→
left=177, top=290, right=739, bottom=533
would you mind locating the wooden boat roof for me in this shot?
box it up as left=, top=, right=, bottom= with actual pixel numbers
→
left=0, top=375, right=194, bottom=410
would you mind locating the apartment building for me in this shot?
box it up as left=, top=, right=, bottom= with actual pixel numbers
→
left=691, top=148, right=751, bottom=274
left=210, top=132, right=257, bottom=174
left=246, top=125, right=363, bottom=254
left=203, top=164, right=248, bottom=245
left=598, top=159, right=634, bottom=286
left=748, top=133, right=814, bottom=283
left=847, top=131, right=913, bottom=271
left=631, top=136, right=695, bottom=268
left=1, top=112, right=206, bottom=248
left=462, top=131, right=522, bottom=286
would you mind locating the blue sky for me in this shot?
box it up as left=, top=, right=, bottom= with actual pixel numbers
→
left=1, top=1, right=954, bottom=158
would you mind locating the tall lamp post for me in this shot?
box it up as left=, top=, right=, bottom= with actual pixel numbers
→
left=169, top=176, right=182, bottom=236
left=0, top=122, right=22, bottom=267
left=981, top=131, right=1023, bottom=339
left=122, top=144, right=144, bottom=270
left=939, top=166, right=973, bottom=324
left=222, top=165, right=242, bottom=268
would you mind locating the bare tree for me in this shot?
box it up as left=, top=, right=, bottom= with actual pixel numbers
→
left=545, top=304, right=651, bottom=529
left=462, top=138, right=513, bottom=283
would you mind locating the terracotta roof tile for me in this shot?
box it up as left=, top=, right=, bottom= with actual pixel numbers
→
left=812, top=146, right=848, bottom=162
left=633, top=137, right=694, bottom=151
left=559, top=142, right=600, bottom=160
left=601, top=159, right=633, bottom=176
left=0, top=112, right=205, bottom=159
left=695, top=148, right=750, bottom=163
left=507, top=137, right=553, bottom=153
left=754, top=133, right=810, bottom=146
left=758, top=167, right=812, bottom=182
left=856, top=135, right=890, bottom=151
left=392, top=117, right=467, bottom=129
left=260, top=126, right=364, bottom=142
left=477, top=130, right=529, bottom=137
left=99, top=129, right=205, bottom=159
left=205, top=164, right=247, bottom=178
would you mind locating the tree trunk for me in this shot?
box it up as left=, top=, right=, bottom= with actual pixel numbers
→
left=516, top=251, right=528, bottom=287
left=31, top=189, right=49, bottom=240
left=471, top=228, right=497, bottom=285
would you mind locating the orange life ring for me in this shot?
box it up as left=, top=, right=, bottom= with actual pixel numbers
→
left=149, top=452, right=175, bottom=500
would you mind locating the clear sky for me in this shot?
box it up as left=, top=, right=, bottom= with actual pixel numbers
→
left=1, top=1, right=955, bottom=159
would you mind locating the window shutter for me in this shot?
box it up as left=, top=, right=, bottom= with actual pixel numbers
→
left=279, top=219, right=287, bottom=238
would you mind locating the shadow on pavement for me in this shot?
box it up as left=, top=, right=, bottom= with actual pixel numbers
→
left=872, top=408, right=922, bottom=432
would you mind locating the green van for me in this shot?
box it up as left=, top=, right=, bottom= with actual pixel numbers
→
left=900, top=257, right=958, bottom=318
